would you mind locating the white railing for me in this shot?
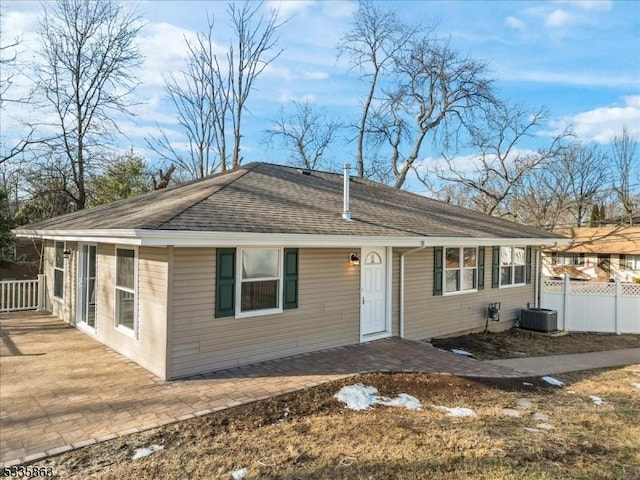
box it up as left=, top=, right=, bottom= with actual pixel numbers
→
left=0, top=275, right=45, bottom=312
left=541, top=277, right=640, bottom=334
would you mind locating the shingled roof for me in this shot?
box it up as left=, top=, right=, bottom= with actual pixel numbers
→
left=17, top=162, right=561, bottom=240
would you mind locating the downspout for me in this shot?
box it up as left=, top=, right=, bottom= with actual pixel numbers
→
left=400, top=241, right=427, bottom=338
left=534, top=248, right=541, bottom=307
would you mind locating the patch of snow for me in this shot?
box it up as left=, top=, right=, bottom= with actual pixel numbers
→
left=334, top=384, right=422, bottom=411
left=522, top=382, right=533, bottom=386
left=230, top=468, right=248, bottom=479
left=436, top=406, right=476, bottom=417
left=132, top=444, right=164, bottom=459
left=536, top=423, right=554, bottom=430
left=533, top=412, right=550, bottom=422
left=567, top=390, right=576, bottom=394
left=451, top=348, right=474, bottom=357
left=501, top=408, right=521, bottom=418
left=541, top=376, right=565, bottom=387
left=378, top=393, right=422, bottom=410
left=589, top=395, right=604, bottom=406
left=516, top=398, right=533, bottom=409
left=631, top=382, right=640, bottom=389
left=524, top=427, right=540, bottom=433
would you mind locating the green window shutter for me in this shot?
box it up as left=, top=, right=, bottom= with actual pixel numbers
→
left=215, top=248, right=235, bottom=318
left=433, top=247, right=443, bottom=296
left=492, top=246, right=500, bottom=288
left=525, top=246, right=533, bottom=284
left=477, top=247, right=485, bottom=290
left=283, top=248, right=298, bottom=310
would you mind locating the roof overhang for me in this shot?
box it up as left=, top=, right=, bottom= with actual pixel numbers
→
left=13, top=228, right=570, bottom=249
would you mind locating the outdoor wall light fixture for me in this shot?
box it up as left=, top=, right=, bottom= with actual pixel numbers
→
left=63, top=249, right=71, bottom=259
left=348, top=253, right=360, bottom=266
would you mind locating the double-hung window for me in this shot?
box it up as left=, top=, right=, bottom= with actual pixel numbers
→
left=115, top=248, right=136, bottom=332
left=54, top=241, right=65, bottom=299
left=444, top=247, right=478, bottom=293
left=500, top=246, right=526, bottom=286
left=624, top=254, right=640, bottom=270
left=239, top=248, right=282, bottom=315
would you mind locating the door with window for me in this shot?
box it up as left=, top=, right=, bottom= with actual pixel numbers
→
left=360, top=247, right=388, bottom=338
left=77, top=244, right=97, bottom=330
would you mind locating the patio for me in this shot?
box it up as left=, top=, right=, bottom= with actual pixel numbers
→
left=0, top=312, right=522, bottom=466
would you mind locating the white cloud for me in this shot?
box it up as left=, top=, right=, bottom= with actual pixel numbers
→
left=265, top=0, right=316, bottom=17
left=505, top=16, right=526, bottom=31
left=499, top=69, right=638, bottom=88
left=545, top=9, right=575, bottom=27
left=136, top=22, right=203, bottom=87
left=556, top=0, right=613, bottom=11
left=553, top=96, right=640, bottom=144
left=277, top=91, right=316, bottom=103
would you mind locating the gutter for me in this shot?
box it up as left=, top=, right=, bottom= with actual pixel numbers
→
left=399, top=241, right=428, bottom=339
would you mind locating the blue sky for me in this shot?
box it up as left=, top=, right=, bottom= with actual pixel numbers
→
left=1, top=0, right=639, bottom=187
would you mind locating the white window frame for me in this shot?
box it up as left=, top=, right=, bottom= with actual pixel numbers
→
left=625, top=254, right=640, bottom=270
left=114, top=246, right=138, bottom=337
left=500, top=246, right=526, bottom=288
left=443, top=246, right=478, bottom=295
left=554, top=252, right=584, bottom=266
left=236, top=247, right=283, bottom=318
left=53, top=241, right=65, bottom=300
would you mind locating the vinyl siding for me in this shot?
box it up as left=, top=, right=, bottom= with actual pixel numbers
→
left=43, top=242, right=168, bottom=379
left=169, top=248, right=360, bottom=378
left=43, top=240, right=77, bottom=323
left=92, top=245, right=168, bottom=378
left=398, top=247, right=537, bottom=340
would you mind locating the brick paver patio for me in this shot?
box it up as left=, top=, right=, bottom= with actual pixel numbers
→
left=1, top=312, right=523, bottom=466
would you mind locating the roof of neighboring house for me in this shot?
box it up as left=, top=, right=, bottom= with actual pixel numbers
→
left=15, top=162, right=562, bottom=242
left=548, top=227, right=640, bottom=255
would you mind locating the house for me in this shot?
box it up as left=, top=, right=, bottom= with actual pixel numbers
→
left=13, top=162, right=567, bottom=380
left=542, top=227, right=640, bottom=282
left=0, top=237, right=42, bottom=280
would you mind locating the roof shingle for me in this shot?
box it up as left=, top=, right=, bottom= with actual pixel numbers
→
left=18, top=162, right=561, bottom=240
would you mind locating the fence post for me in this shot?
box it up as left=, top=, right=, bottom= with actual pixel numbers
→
left=37, top=274, right=46, bottom=312
left=614, top=277, right=621, bottom=335
left=562, top=274, right=570, bottom=331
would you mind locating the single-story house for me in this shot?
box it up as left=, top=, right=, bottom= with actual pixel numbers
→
left=542, top=227, right=640, bottom=282
left=14, top=162, right=567, bottom=380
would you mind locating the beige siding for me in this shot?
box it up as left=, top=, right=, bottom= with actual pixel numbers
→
left=399, top=247, right=538, bottom=340
left=92, top=245, right=168, bottom=378
left=43, top=240, right=77, bottom=323
left=43, top=242, right=168, bottom=379
left=169, top=248, right=360, bottom=378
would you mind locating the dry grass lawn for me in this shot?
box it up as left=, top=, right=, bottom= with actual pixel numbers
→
left=36, top=365, right=640, bottom=480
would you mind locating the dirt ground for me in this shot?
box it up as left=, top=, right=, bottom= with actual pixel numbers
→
left=26, top=365, right=640, bottom=480
left=9, top=329, right=640, bottom=479
left=429, top=328, right=640, bottom=360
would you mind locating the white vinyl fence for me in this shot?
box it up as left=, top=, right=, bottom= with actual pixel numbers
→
left=541, top=277, right=640, bottom=334
left=0, top=275, right=45, bottom=312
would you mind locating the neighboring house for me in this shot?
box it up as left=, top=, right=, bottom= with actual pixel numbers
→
left=0, top=237, right=42, bottom=280
left=542, top=227, right=640, bottom=282
left=14, top=162, right=566, bottom=380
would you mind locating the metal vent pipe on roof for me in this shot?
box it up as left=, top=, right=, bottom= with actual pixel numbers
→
left=342, top=163, right=351, bottom=221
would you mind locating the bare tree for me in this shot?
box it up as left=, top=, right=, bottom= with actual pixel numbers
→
left=557, top=144, right=610, bottom=226
left=33, top=0, right=143, bottom=210
left=264, top=101, right=341, bottom=170
left=0, top=12, right=38, bottom=165
left=227, top=2, right=284, bottom=169
left=150, top=2, right=283, bottom=179
left=147, top=18, right=226, bottom=179
left=339, top=0, right=418, bottom=177
left=611, top=127, right=639, bottom=223
left=423, top=104, right=571, bottom=216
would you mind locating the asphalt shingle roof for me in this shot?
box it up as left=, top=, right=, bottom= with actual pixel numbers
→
left=19, top=162, right=561, bottom=239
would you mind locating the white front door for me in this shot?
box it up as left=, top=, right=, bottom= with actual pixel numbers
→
left=360, top=247, right=388, bottom=338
